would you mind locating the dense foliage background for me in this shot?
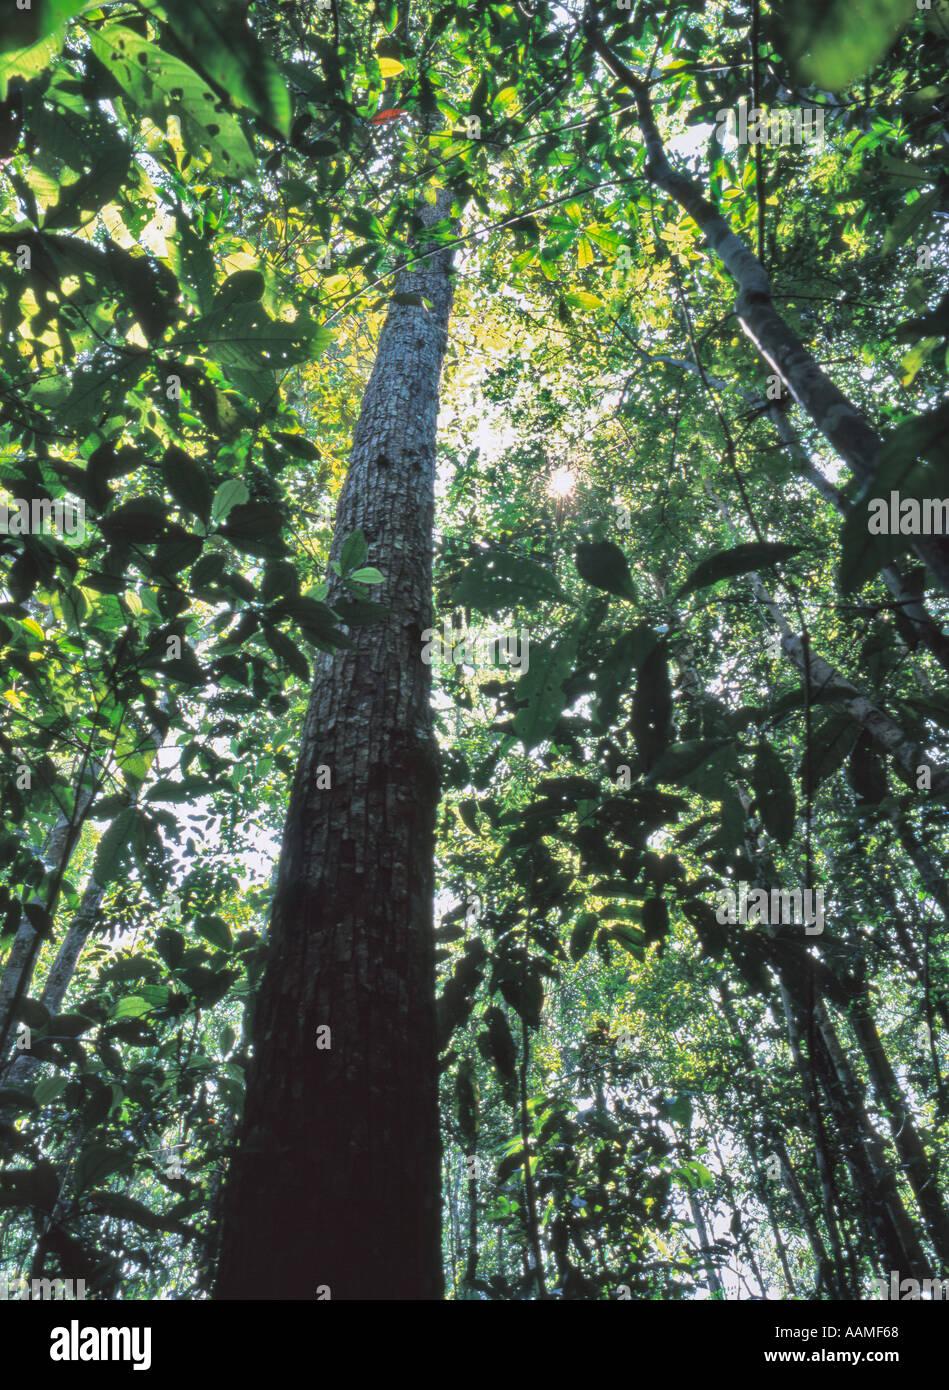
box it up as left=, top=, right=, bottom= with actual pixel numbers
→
left=1, top=0, right=948, bottom=1301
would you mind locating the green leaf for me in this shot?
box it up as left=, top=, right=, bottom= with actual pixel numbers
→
left=213, top=269, right=266, bottom=308
left=612, top=923, right=644, bottom=956
left=211, top=478, right=250, bottom=523
left=173, top=0, right=292, bottom=135
left=219, top=502, right=286, bottom=557
left=263, top=625, right=310, bottom=681
left=163, top=447, right=213, bottom=525
left=802, top=714, right=860, bottom=795
left=332, top=598, right=388, bottom=626
left=111, top=996, right=151, bottom=1020
left=483, top=1006, right=517, bottom=1079
left=349, top=566, right=384, bottom=584
left=173, top=302, right=331, bottom=374
left=677, top=543, right=800, bottom=598
left=272, top=431, right=321, bottom=461
left=88, top=26, right=256, bottom=177
left=74, top=1143, right=129, bottom=1194
left=774, top=0, right=915, bottom=90
left=0, top=0, right=89, bottom=57
left=575, top=540, right=638, bottom=602
left=93, top=808, right=139, bottom=888
left=569, top=911, right=598, bottom=963
left=633, top=642, right=672, bottom=770
left=649, top=738, right=734, bottom=791
left=753, top=740, right=796, bottom=846
left=33, top=1075, right=68, bottom=1106
left=453, top=550, right=564, bottom=614
left=195, top=914, right=233, bottom=951
left=513, top=629, right=579, bottom=750
left=339, top=529, right=368, bottom=574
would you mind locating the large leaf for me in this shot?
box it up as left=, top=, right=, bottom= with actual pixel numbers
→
left=575, top=540, right=638, bottom=602
left=569, top=911, right=598, bottom=963
left=170, top=0, right=292, bottom=135
left=632, top=641, right=672, bottom=770
left=772, top=0, right=915, bottom=90
left=512, top=629, right=579, bottom=749
left=74, top=1143, right=130, bottom=1194
left=677, top=543, right=800, bottom=598
left=453, top=549, right=564, bottom=614
left=88, top=26, right=256, bottom=177
left=172, top=302, right=331, bottom=372
left=0, top=0, right=90, bottom=56
left=92, top=808, right=139, bottom=888
left=802, top=714, right=860, bottom=795
left=753, top=740, right=796, bottom=846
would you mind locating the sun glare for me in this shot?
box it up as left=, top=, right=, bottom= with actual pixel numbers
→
left=548, top=466, right=576, bottom=498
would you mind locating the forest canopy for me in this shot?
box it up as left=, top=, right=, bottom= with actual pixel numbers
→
left=1, top=0, right=949, bottom=1320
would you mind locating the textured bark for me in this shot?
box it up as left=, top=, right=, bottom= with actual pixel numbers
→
left=215, top=193, right=455, bottom=1301
left=588, top=27, right=949, bottom=600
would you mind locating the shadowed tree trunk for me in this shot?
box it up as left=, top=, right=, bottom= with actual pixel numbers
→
left=215, top=189, right=455, bottom=1301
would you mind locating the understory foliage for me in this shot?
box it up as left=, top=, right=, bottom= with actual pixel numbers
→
left=1, top=0, right=948, bottom=1298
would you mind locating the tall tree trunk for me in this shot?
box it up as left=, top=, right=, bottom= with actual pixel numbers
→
left=215, top=191, right=455, bottom=1301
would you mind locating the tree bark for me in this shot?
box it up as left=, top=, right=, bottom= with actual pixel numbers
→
left=215, top=191, right=455, bottom=1301
left=587, top=26, right=949, bottom=600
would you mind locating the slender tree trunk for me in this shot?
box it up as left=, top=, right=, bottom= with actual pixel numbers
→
left=0, top=878, right=104, bottom=1102
left=519, top=1009, right=547, bottom=1300
left=847, top=986, right=949, bottom=1265
left=777, top=979, right=851, bottom=1298
left=215, top=191, right=455, bottom=1300
left=706, top=488, right=949, bottom=797
left=0, top=800, right=94, bottom=1051
left=811, top=1002, right=933, bottom=1283
left=588, top=27, right=949, bottom=598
